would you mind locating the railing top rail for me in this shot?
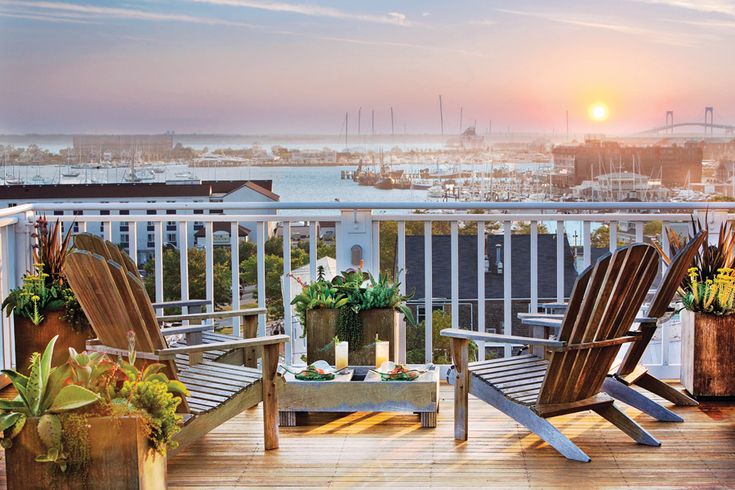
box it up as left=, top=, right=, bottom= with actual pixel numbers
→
left=33, top=213, right=694, bottom=223
left=14, top=201, right=735, bottom=212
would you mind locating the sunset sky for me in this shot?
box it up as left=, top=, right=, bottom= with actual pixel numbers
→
left=1, top=0, right=733, bottom=134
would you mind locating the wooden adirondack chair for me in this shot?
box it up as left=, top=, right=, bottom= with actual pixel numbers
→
left=518, top=232, right=705, bottom=422
left=73, top=232, right=263, bottom=366
left=64, top=249, right=288, bottom=453
left=442, top=244, right=661, bottom=462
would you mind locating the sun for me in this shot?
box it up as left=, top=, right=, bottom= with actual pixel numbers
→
left=589, top=102, right=609, bottom=122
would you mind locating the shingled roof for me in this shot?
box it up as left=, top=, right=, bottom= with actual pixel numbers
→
left=0, top=179, right=278, bottom=201
left=405, top=234, right=578, bottom=300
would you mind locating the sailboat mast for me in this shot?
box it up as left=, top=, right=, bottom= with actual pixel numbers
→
left=438, top=94, right=444, bottom=136
left=344, top=112, right=349, bottom=148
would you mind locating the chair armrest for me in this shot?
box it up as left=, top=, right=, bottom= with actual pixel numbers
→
left=440, top=328, right=565, bottom=349
left=518, top=316, right=564, bottom=329
left=152, top=299, right=211, bottom=309
left=157, top=307, right=266, bottom=323
left=160, top=324, right=214, bottom=336
left=155, top=334, right=289, bottom=359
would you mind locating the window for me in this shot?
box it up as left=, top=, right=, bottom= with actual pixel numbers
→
left=53, top=210, right=63, bottom=216
left=147, top=241, right=155, bottom=248
left=120, top=233, right=129, bottom=243
left=100, top=210, right=110, bottom=216
left=167, top=233, right=177, bottom=243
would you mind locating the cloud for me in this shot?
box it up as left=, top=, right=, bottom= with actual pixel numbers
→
left=189, top=0, right=412, bottom=26
left=628, top=0, right=735, bottom=17
left=0, top=1, right=471, bottom=56
left=468, top=19, right=498, bottom=26
left=496, top=8, right=713, bottom=46
left=0, top=9, right=92, bottom=23
left=0, top=0, right=261, bottom=27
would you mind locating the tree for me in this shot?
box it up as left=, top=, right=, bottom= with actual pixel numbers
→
left=406, top=309, right=477, bottom=363
left=643, top=220, right=662, bottom=238
left=143, top=247, right=232, bottom=309
left=591, top=224, right=625, bottom=248
left=513, top=222, right=550, bottom=234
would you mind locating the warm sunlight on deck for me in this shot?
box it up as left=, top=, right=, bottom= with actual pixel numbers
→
left=144, top=383, right=734, bottom=488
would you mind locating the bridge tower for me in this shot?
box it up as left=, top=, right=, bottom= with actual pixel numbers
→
left=705, top=106, right=714, bottom=134
left=665, top=111, right=674, bottom=135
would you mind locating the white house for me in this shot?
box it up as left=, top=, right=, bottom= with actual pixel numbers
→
left=0, top=180, right=279, bottom=263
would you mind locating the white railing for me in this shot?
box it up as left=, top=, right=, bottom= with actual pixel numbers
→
left=0, top=201, right=732, bottom=378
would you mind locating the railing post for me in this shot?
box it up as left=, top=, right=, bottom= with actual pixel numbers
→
left=336, top=210, right=374, bottom=273
left=13, top=210, right=34, bottom=283
left=503, top=221, right=512, bottom=358
left=396, top=221, right=406, bottom=363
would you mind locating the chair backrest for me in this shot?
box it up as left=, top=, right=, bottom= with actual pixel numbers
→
left=537, top=244, right=660, bottom=405
left=616, top=230, right=706, bottom=376
left=73, top=233, right=140, bottom=278
left=65, top=249, right=167, bottom=354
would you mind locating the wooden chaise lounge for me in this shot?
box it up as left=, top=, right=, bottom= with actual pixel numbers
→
left=64, top=249, right=288, bottom=453
left=73, top=232, right=264, bottom=366
left=442, top=244, right=661, bottom=462
left=518, top=231, right=705, bottom=421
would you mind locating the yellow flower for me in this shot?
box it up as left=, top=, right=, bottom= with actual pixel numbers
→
left=31, top=295, right=40, bottom=302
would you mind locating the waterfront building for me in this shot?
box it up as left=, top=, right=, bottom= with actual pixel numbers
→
left=570, top=172, right=668, bottom=201
left=552, top=137, right=702, bottom=188
left=0, top=180, right=278, bottom=263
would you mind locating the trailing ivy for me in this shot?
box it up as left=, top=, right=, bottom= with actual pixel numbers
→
left=336, top=307, right=362, bottom=346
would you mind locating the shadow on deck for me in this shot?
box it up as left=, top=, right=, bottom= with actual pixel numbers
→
left=164, top=382, right=735, bottom=488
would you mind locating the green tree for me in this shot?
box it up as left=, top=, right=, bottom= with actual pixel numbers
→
left=591, top=224, right=625, bottom=248
left=406, top=309, right=477, bottom=363
left=143, top=247, right=232, bottom=308
left=513, top=222, right=550, bottom=234
left=643, top=220, right=662, bottom=238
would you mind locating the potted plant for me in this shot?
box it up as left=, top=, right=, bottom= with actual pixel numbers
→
left=0, top=335, right=188, bottom=489
left=293, top=268, right=415, bottom=366
left=673, top=221, right=735, bottom=398
left=2, top=217, right=91, bottom=373
left=291, top=267, right=348, bottom=364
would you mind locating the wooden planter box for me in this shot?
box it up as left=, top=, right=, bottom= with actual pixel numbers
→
left=14, top=311, right=91, bottom=375
left=681, top=310, right=735, bottom=398
left=4, top=416, right=166, bottom=490
left=305, top=308, right=398, bottom=365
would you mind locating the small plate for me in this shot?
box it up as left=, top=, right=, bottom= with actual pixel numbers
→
left=281, top=361, right=344, bottom=381
left=371, top=362, right=426, bottom=382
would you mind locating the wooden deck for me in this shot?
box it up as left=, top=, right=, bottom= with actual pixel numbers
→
left=2, top=382, right=734, bottom=488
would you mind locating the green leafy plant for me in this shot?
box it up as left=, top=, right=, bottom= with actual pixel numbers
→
left=290, top=275, right=348, bottom=326
left=656, top=217, right=735, bottom=315
left=332, top=269, right=416, bottom=326
left=0, top=336, right=100, bottom=470
left=2, top=217, right=90, bottom=331
left=0, top=334, right=190, bottom=474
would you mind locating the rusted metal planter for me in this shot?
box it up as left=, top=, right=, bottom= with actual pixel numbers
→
left=681, top=310, right=735, bottom=398
left=305, top=308, right=398, bottom=365
left=4, top=416, right=166, bottom=490
left=14, top=311, right=91, bottom=375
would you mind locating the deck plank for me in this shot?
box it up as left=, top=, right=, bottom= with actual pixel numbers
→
left=1, top=382, right=733, bottom=488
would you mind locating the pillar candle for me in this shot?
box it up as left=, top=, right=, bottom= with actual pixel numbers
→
left=335, top=341, right=349, bottom=370
left=375, top=340, right=389, bottom=368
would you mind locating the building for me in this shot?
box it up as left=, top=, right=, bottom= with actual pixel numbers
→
left=72, top=133, right=174, bottom=160
left=552, top=138, right=702, bottom=188
left=194, top=223, right=250, bottom=248
left=0, top=180, right=278, bottom=263
left=404, top=234, right=577, bottom=338
left=570, top=172, right=668, bottom=201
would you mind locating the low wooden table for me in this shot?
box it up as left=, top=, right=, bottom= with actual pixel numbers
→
left=278, top=365, right=440, bottom=428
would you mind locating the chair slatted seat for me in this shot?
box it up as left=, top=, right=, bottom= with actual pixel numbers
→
left=64, top=249, right=287, bottom=454
left=442, top=244, right=662, bottom=462
left=73, top=232, right=262, bottom=367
